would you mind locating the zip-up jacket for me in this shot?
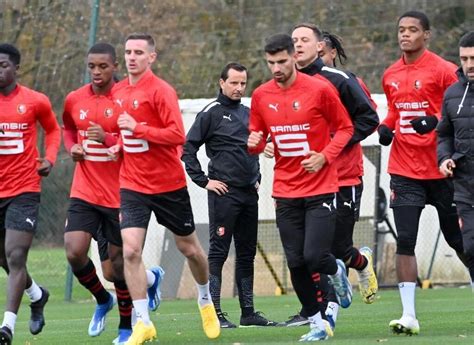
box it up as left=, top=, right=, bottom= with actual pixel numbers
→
left=437, top=68, right=474, bottom=204
left=300, top=58, right=379, bottom=186
left=182, top=92, right=260, bottom=188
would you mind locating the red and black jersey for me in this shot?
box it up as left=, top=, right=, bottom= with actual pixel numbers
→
left=62, top=84, right=121, bottom=208
left=249, top=72, right=353, bottom=198
left=382, top=49, right=457, bottom=179
left=0, top=84, right=60, bottom=198
left=114, top=69, right=187, bottom=194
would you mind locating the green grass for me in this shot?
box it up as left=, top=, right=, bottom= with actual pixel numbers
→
left=1, top=286, right=472, bottom=344
left=1, top=248, right=473, bottom=344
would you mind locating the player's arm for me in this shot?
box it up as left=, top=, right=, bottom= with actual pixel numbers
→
left=182, top=110, right=216, bottom=188
left=436, top=97, right=456, bottom=177
left=320, top=89, right=354, bottom=164
left=120, top=88, right=185, bottom=145
left=247, top=95, right=268, bottom=154
left=62, top=95, right=86, bottom=161
left=338, top=76, right=379, bottom=146
left=37, top=95, right=61, bottom=176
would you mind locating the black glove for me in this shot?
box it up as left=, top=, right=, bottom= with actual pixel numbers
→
left=410, top=115, right=438, bottom=134
left=377, top=125, right=394, bottom=146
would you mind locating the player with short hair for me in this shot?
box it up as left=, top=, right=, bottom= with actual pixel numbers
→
left=62, top=42, right=164, bottom=345
left=437, top=30, right=474, bottom=291
left=182, top=62, right=276, bottom=328
left=248, top=33, right=353, bottom=342
left=109, top=33, right=220, bottom=344
left=378, top=11, right=470, bottom=335
left=0, top=43, right=60, bottom=345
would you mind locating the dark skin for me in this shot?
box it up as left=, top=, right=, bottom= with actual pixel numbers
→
left=64, top=52, right=125, bottom=282
left=0, top=52, right=44, bottom=313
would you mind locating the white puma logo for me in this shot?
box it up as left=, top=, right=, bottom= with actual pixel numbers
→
left=26, top=218, right=35, bottom=227
left=223, top=114, right=232, bottom=121
left=115, top=99, right=124, bottom=107
left=79, top=109, right=89, bottom=120
left=268, top=103, right=279, bottom=112
left=322, top=203, right=332, bottom=211
left=391, top=81, right=400, bottom=91
left=343, top=201, right=352, bottom=208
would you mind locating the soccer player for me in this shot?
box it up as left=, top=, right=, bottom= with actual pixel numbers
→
left=182, top=62, right=276, bottom=328
left=0, top=43, right=60, bottom=344
left=62, top=43, right=164, bottom=345
left=437, top=31, right=474, bottom=290
left=108, top=33, right=220, bottom=344
left=378, top=11, right=470, bottom=335
left=273, top=23, right=379, bottom=330
left=248, top=33, right=353, bottom=342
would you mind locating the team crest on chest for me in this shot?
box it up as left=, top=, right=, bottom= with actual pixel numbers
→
left=414, top=80, right=422, bottom=90
left=292, top=100, right=301, bottom=111
left=17, top=104, right=27, bottom=114
left=132, top=99, right=139, bottom=109
left=104, top=108, right=113, bottom=118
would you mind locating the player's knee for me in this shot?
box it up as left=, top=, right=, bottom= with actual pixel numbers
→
left=6, top=247, right=28, bottom=270
left=122, top=244, right=142, bottom=263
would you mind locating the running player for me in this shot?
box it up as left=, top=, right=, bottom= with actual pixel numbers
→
left=0, top=43, right=60, bottom=345
left=109, top=33, right=220, bottom=344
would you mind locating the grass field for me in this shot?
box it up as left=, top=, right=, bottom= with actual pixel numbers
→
left=0, top=248, right=473, bottom=344
left=1, top=285, right=472, bottom=344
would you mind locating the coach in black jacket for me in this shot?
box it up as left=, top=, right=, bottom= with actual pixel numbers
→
left=182, top=62, right=275, bottom=328
left=437, top=31, right=474, bottom=288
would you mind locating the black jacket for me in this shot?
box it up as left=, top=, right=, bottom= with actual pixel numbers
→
left=182, top=92, right=260, bottom=188
left=437, top=68, right=474, bottom=204
left=299, top=58, right=379, bottom=145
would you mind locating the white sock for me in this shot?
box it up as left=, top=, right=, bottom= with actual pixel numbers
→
left=132, top=299, right=151, bottom=325
left=325, top=302, right=339, bottom=322
left=25, top=279, right=43, bottom=303
left=145, top=270, right=155, bottom=288
left=308, top=311, right=325, bottom=330
left=196, top=282, right=211, bottom=307
left=1, top=311, right=17, bottom=334
left=399, top=282, right=416, bottom=318
left=471, top=281, right=474, bottom=292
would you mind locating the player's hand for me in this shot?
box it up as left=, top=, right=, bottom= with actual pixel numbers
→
left=439, top=159, right=456, bottom=177
left=70, top=144, right=85, bottom=162
left=36, top=158, right=52, bottom=177
left=377, top=125, right=394, bottom=146
left=206, top=179, right=228, bottom=196
left=118, top=112, right=137, bottom=131
left=301, top=151, right=326, bottom=173
left=248, top=131, right=263, bottom=148
left=410, top=115, right=438, bottom=134
left=107, top=144, right=121, bottom=161
left=87, top=121, right=106, bottom=143
left=263, top=142, right=275, bottom=158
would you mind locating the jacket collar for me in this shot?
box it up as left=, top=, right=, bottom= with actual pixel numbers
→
left=298, top=57, right=324, bottom=76
left=217, top=91, right=241, bottom=108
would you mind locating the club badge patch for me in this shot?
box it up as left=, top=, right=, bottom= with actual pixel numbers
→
left=17, top=104, right=27, bottom=114
left=217, top=226, right=225, bottom=237
left=132, top=99, right=139, bottom=109
left=104, top=108, right=113, bottom=118
left=414, top=80, right=422, bottom=90
left=292, top=100, right=301, bottom=111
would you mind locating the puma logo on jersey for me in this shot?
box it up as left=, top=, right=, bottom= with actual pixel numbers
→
left=268, top=103, right=279, bottom=112
left=343, top=201, right=352, bottom=208
left=322, top=203, right=332, bottom=211
left=26, top=218, right=35, bottom=227
left=115, top=99, right=124, bottom=107
left=223, top=114, right=232, bottom=121
left=79, top=109, right=89, bottom=120
left=391, top=81, right=400, bottom=91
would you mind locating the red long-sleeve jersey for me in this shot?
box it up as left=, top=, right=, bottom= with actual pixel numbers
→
left=62, top=84, right=121, bottom=208
left=114, top=70, right=187, bottom=194
left=382, top=50, right=457, bottom=180
left=0, top=84, right=60, bottom=198
left=249, top=72, right=353, bottom=198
